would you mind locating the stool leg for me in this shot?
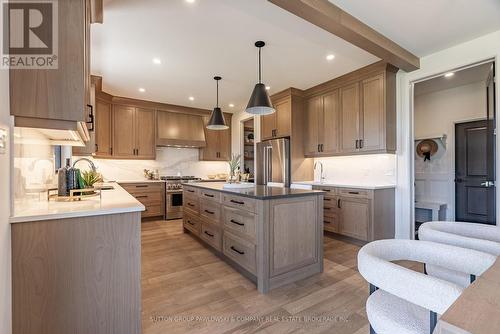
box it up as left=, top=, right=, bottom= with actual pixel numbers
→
left=430, top=311, right=437, bottom=333
left=369, top=284, right=378, bottom=333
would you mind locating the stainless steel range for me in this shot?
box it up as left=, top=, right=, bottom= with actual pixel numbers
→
left=161, top=176, right=201, bottom=220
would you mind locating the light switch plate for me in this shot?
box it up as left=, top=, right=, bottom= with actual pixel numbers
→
left=0, top=128, right=7, bottom=154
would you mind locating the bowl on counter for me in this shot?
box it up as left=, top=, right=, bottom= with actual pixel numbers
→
left=217, top=173, right=228, bottom=180
left=207, top=174, right=216, bottom=180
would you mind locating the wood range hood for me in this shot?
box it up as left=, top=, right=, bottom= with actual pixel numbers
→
left=156, top=110, right=207, bottom=148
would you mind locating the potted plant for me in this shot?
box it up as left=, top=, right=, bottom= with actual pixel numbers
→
left=227, top=154, right=241, bottom=183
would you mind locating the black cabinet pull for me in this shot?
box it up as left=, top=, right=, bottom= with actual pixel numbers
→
left=320, top=144, right=324, bottom=152
left=324, top=207, right=330, bottom=210
left=230, top=246, right=245, bottom=255
left=317, top=144, right=320, bottom=152
left=323, top=189, right=331, bottom=192
left=186, top=189, right=195, bottom=193
left=355, top=140, right=359, bottom=149
left=187, top=203, right=195, bottom=207
left=359, top=139, right=364, bottom=149
left=204, top=193, right=214, bottom=198
left=204, top=231, right=214, bottom=238
left=324, top=198, right=331, bottom=201
left=204, top=209, right=215, bottom=215
left=230, top=199, right=245, bottom=205
left=348, top=191, right=360, bottom=195
left=187, top=220, right=195, bottom=226
left=135, top=195, right=148, bottom=199
left=337, top=199, right=341, bottom=208
left=135, top=185, right=148, bottom=188
left=230, top=219, right=244, bottom=226
left=324, top=221, right=331, bottom=224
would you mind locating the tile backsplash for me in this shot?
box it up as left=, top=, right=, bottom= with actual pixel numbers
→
left=312, top=154, right=396, bottom=185
left=75, top=147, right=229, bottom=181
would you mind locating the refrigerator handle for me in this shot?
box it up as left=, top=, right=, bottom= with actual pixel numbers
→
left=264, top=146, right=272, bottom=184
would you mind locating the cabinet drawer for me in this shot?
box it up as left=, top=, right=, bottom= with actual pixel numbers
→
left=223, top=232, right=256, bottom=275
left=142, top=204, right=163, bottom=218
left=323, top=196, right=339, bottom=209
left=183, top=213, right=201, bottom=236
left=132, top=192, right=163, bottom=205
left=121, top=182, right=163, bottom=194
left=314, top=186, right=337, bottom=197
left=183, top=187, right=199, bottom=196
left=222, top=206, right=257, bottom=242
left=323, top=205, right=338, bottom=217
left=324, top=214, right=339, bottom=233
left=200, top=189, right=221, bottom=202
left=184, top=196, right=199, bottom=214
left=200, top=223, right=222, bottom=251
left=337, top=188, right=371, bottom=199
left=200, top=199, right=221, bottom=224
left=222, top=193, right=256, bottom=213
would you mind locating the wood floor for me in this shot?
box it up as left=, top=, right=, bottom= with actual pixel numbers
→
left=141, top=220, right=417, bottom=334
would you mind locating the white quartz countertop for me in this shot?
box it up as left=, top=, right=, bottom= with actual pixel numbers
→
left=293, top=181, right=396, bottom=190
left=10, top=182, right=145, bottom=224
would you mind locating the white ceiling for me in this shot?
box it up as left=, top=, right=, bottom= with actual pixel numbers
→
left=330, top=0, right=500, bottom=57
left=414, top=62, right=493, bottom=96
left=92, top=0, right=379, bottom=111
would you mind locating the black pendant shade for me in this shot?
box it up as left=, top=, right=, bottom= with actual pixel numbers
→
left=246, top=41, right=275, bottom=115
left=207, top=76, right=229, bottom=130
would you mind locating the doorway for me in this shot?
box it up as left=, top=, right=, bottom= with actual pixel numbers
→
left=413, top=61, right=496, bottom=237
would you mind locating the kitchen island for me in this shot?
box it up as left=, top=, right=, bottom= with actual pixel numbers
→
left=10, top=183, right=143, bottom=334
left=182, top=182, right=325, bottom=293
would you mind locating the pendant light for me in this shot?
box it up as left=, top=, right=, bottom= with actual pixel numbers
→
left=246, top=41, right=275, bottom=115
left=207, top=76, right=229, bottom=130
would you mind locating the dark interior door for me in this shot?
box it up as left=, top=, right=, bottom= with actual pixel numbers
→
left=455, top=119, right=495, bottom=224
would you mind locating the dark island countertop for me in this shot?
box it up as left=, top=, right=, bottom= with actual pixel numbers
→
left=183, top=182, right=325, bottom=200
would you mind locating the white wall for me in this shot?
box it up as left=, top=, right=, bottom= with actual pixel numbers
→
left=0, top=67, right=12, bottom=332
left=75, top=147, right=228, bottom=181
left=397, top=29, right=500, bottom=238
left=414, top=81, right=487, bottom=220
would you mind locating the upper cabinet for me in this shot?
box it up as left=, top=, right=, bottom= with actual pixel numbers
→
left=199, top=114, right=232, bottom=161
left=10, top=0, right=100, bottom=131
left=305, top=62, right=397, bottom=157
left=260, top=89, right=314, bottom=182
left=112, top=105, right=156, bottom=160
left=260, top=98, right=291, bottom=140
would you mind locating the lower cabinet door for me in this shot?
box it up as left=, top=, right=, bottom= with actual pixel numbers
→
left=223, top=232, right=256, bottom=275
left=200, top=222, right=222, bottom=251
left=339, top=197, right=370, bottom=241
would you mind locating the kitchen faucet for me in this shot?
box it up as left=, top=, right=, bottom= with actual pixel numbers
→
left=314, top=161, right=325, bottom=183
left=73, top=157, right=97, bottom=172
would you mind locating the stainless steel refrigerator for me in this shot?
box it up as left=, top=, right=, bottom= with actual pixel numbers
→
left=256, top=138, right=291, bottom=187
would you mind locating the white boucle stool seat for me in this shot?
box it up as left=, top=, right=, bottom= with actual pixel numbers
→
left=367, top=290, right=429, bottom=334
left=358, top=239, right=496, bottom=334
left=419, top=221, right=500, bottom=287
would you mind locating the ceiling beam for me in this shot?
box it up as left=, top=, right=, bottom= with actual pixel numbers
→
left=268, top=0, right=420, bottom=72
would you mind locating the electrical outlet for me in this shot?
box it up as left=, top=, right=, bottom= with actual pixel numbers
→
left=0, top=128, right=6, bottom=154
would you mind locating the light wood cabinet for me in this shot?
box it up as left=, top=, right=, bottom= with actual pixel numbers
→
left=304, top=62, right=397, bottom=157
left=112, top=106, right=156, bottom=159
left=199, top=114, right=232, bottom=161
left=313, top=185, right=395, bottom=242
left=135, top=108, right=156, bottom=159
left=305, top=90, right=340, bottom=156
left=339, top=197, right=370, bottom=241
left=260, top=99, right=291, bottom=140
left=94, top=99, right=112, bottom=157
left=120, top=182, right=165, bottom=219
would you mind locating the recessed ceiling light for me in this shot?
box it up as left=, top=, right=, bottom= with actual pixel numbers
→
left=326, top=54, right=335, bottom=61
left=152, top=58, right=161, bottom=65
left=229, top=103, right=235, bottom=108
left=265, top=86, right=271, bottom=90
left=189, top=96, right=195, bottom=101
left=138, top=88, right=146, bottom=93
left=444, top=72, right=455, bottom=77
left=185, top=0, right=195, bottom=3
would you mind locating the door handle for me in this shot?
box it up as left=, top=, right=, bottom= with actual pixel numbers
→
left=230, top=246, right=245, bottom=255
left=481, top=181, right=495, bottom=188
left=321, top=144, right=324, bottom=152
left=317, top=144, right=320, bottom=153
left=337, top=199, right=341, bottom=208
left=359, top=139, right=364, bottom=149
left=355, top=140, right=359, bottom=149
left=230, top=219, right=245, bottom=226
